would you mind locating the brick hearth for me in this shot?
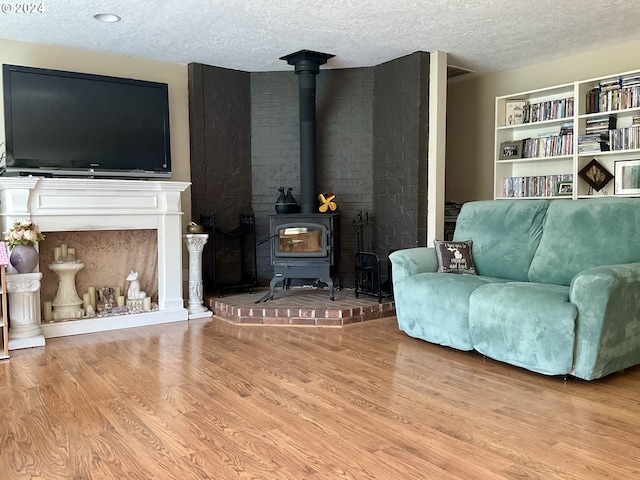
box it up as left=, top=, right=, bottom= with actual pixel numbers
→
left=206, top=288, right=395, bottom=326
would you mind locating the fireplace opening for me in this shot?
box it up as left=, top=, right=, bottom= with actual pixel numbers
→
left=276, top=223, right=326, bottom=256
left=40, top=229, right=159, bottom=306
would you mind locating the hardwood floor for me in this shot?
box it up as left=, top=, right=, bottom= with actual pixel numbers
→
left=1, top=316, right=639, bottom=479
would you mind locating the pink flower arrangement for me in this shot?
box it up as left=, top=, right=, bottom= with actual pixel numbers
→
left=4, top=220, right=45, bottom=250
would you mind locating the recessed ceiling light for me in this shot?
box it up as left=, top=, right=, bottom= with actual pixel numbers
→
left=94, top=13, right=121, bottom=23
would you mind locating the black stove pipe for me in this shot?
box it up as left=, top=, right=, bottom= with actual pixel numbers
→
left=280, top=50, right=334, bottom=214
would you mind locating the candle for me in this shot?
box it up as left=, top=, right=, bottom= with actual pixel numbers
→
left=68, top=247, right=75, bottom=257
left=83, top=293, right=91, bottom=311
left=60, top=243, right=68, bottom=261
left=115, top=286, right=121, bottom=299
left=117, top=295, right=125, bottom=307
left=143, top=297, right=151, bottom=311
left=54, top=247, right=61, bottom=262
left=43, top=301, right=52, bottom=322
left=88, top=286, right=96, bottom=310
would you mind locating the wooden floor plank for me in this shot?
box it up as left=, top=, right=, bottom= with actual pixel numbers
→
left=2, top=316, right=640, bottom=479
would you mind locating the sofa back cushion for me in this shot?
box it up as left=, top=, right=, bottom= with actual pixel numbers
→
left=529, top=198, right=640, bottom=286
left=453, top=200, right=549, bottom=281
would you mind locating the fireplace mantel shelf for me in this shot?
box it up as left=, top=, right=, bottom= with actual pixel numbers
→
left=0, top=177, right=191, bottom=341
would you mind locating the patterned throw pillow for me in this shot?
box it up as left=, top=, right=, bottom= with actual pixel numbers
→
left=433, top=239, right=477, bottom=274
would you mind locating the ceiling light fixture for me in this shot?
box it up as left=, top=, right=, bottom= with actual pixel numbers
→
left=94, top=13, right=121, bottom=23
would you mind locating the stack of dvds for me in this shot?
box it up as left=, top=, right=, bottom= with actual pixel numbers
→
left=578, top=116, right=616, bottom=153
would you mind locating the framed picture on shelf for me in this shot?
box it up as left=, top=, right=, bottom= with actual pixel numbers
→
left=557, top=182, right=573, bottom=196
left=614, top=159, right=640, bottom=195
left=499, top=140, right=524, bottom=160
left=578, top=159, right=614, bottom=192
left=505, top=100, right=526, bottom=125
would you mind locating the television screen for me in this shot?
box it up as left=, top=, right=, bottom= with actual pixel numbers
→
left=2, top=64, right=171, bottom=178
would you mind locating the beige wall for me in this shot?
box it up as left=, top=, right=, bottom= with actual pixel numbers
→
left=446, top=37, right=640, bottom=203
left=0, top=38, right=192, bottom=222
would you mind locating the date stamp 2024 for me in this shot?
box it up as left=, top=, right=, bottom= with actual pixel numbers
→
left=1, top=3, right=45, bottom=14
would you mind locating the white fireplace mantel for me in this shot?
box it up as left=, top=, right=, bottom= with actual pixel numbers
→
left=0, top=177, right=191, bottom=339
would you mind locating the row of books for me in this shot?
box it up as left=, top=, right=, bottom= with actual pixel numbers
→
left=609, top=125, right=640, bottom=151
left=502, top=174, right=574, bottom=198
left=586, top=85, right=640, bottom=113
left=522, top=133, right=573, bottom=158
left=522, top=97, right=574, bottom=124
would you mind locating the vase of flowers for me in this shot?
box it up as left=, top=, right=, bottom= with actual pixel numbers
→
left=5, top=220, right=45, bottom=274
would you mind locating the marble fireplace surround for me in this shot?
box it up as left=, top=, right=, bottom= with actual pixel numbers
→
left=0, top=177, right=190, bottom=339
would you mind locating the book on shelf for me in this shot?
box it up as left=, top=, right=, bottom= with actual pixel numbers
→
left=578, top=133, right=610, bottom=153
left=502, top=174, right=572, bottom=198
left=586, top=83, right=640, bottom=113
left=578, top=116, right=616, bottom=153
left=444, top=202, right=463, bottom=218
left=621, top=77, right=640, bottom=88
left=599, top=79, right=621, bottom=91
left=522, top=133, right=573, bottom=158
left=585, top=115, right=616, bottom=129
left=521, top=97, right=574, bottom=124
left=505, top=100, right=526, bottom=125
left=609, top=125, right=640, bottom=151
left=560, top=122, right=574, bottom=135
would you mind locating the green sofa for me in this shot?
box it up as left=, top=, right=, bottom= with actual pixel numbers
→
left=389, top=198, right=640, bottom=380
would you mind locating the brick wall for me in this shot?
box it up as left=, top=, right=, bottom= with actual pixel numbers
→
left=188, top=64, right=252, bottom=288
left=189, top=52, right=429, bottom=291
left=251, top=68, right=375, bottom=287
left=372, top=52, right=430, bottom=257
left=249, top=71, right=299, bottom=283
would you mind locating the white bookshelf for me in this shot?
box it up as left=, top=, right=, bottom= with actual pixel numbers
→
left=494, top=69, right=640, bottom=200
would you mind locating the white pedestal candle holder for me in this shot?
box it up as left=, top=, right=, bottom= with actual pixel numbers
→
left=183, top=234, right=212, bottom=319
left=49, top=261, right=85, bottom=320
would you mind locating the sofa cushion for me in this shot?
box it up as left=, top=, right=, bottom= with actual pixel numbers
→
left=433, top=239, right=476, bottom=274
left=469, top=282, right=577, bottom=376
left=528, top=198, right=640, bottom=286
left=453, top=200, right=549, bottom=282
left=394, top=272, right=510, bottom=351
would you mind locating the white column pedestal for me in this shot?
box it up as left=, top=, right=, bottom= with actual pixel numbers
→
left=8, top=272, right=46, bottom=350
left=183, top=234, right=212, bottom=319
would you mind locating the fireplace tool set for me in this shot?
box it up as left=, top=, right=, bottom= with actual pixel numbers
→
left=353, top=211, right=394, bottom=303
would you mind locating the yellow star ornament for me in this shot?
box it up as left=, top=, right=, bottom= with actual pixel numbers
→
left=318, top=193, right=337, bottom=212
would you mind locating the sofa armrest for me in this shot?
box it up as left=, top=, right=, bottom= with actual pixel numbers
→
left=569, top=262, right=640, bottom=380
left=389, top=248, right=438, bottom=284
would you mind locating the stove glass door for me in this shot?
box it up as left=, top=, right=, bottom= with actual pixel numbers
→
left=275, top=223, right=328, bottom=257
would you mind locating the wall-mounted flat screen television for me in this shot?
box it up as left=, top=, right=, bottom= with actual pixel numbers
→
left=2, top=64, right=171, bottom=179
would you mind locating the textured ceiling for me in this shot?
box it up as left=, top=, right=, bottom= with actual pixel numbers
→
left=1, top=0, right=640, bottom=75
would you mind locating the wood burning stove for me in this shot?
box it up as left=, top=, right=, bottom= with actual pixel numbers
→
left=265, top=50, right=340, bottom=301
left=268, top=213, right=340, bottom=300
